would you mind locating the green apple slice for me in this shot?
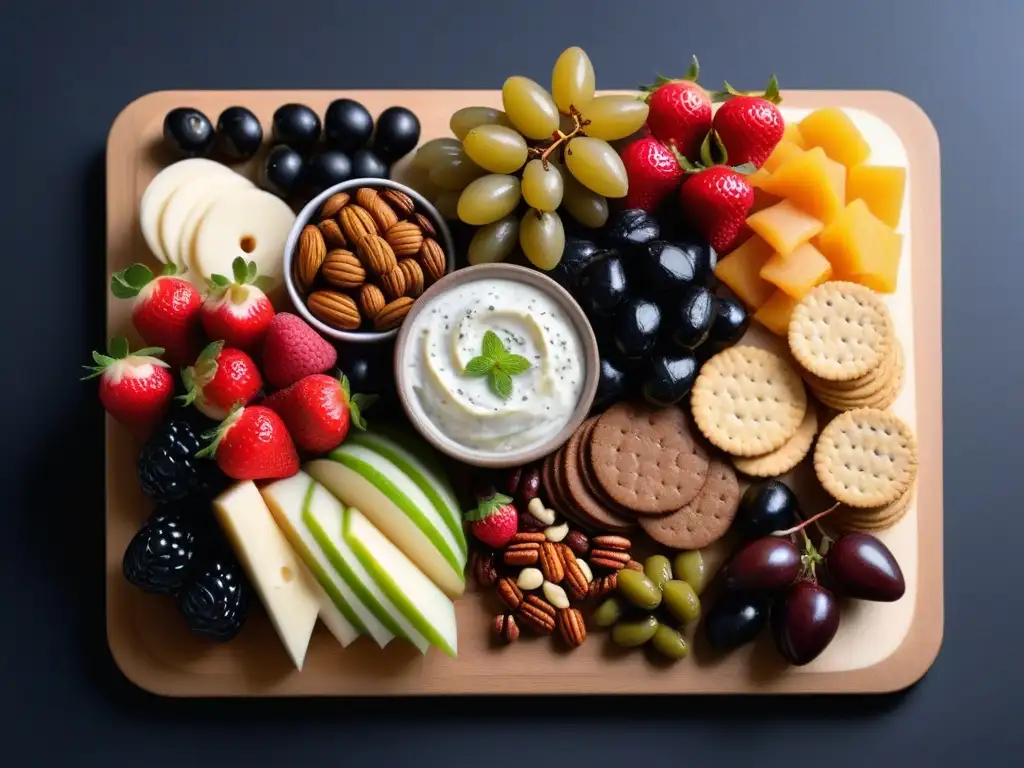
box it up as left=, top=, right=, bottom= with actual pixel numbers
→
left=307, top=446, right=466, bottom=598
left=345, top=430, right=467, bottom=560
left=261, top=473, right=394, bottom=649
left=302, top=480, right=430, bottom=654
left=344, top=507, right=458, bottom=658
left=293, top=559, right=361, bottom=649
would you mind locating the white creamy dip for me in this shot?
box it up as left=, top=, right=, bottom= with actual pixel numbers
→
left=402, top=278, right=586, bottom=455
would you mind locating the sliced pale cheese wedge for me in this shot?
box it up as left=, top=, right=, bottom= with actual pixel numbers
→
left=345, top=507, right=458, bottom=658
left=193, top=188, right=295, bottom=288
left=213, top=480, right=319, bottom=670
left=261, top=473, right=395, bottom=649
left=139, top=158, right=234, bottom=264
left=160, top=171, right=253, bottom=276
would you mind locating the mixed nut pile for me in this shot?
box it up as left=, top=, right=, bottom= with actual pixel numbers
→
left=293, top=186, right=447, bottom=332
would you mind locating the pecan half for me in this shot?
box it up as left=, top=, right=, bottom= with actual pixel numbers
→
left=396, top=258, right=425, bottom=297
left=495, top=576, right=523, bottom=611
left=379, top=267, right=407, bottom=300
left=561, top=547, right=590, bottom=601
left=382, top=188, right=416, bottom=217
left=556, top=607, right=587, bottom=648
left=592, top=535, right=632, bottom=552
left=503, top=541, right=540, bottom=567
left=418, top=237, right=446, bottom=282
left=588, top=573, right=617, bottom=599
left=589, top=548, right=632, bottom=571
left=493, top=613, right=519, bottom=644
left=518, top=594, right=556, bottom=633
left=539, top=541, right=565, bottom=584
left=385, top=220, right=425, bottom=258
left=358, top=283, right=386, bottom=320
left=411, top=211, right=437, bottom=238
left=626, top=559, right=644, bottom=572
left=508, top=531, right=546, bottom=545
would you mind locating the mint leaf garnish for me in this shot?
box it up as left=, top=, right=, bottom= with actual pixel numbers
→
left=499, top=354, right=531, bottom=375
left=464, top=356, right=496, bottom=376
left=481, top=330, right=506, bottom=362
left=489, top=368, right=513, bottom=399
left=462, top=330, right=532, bottom=400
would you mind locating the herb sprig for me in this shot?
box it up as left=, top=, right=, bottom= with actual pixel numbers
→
left=464, top=330, right=531, bottom=400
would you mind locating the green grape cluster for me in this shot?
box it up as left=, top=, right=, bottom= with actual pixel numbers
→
left=409, top=47, right=648, bottom=271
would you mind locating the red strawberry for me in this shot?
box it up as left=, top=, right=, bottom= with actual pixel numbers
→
left=678, top=166, right=755, bottom=254
left=711, top=76, right=785, bottom=169
left=465, top=493, right=518, bottom=549
left=263, top=373, right=376, bottom=453
left=200, top=257, right=275, bottom=353
left=620, top=137, right=685, bottom=213
left=641, top=56, right=713, bottom=163
left=196, top=405, right=299, bottom=481
left=261, top=313, right=338, bottom=390
left=110, top=263, right=203, bottom=367
left=82, top=337, right=174, bottom=438
left=181, top=340, right=263, bottom=421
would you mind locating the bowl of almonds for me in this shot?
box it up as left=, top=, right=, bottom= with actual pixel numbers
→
left=282, top=178, right=455, bottom=342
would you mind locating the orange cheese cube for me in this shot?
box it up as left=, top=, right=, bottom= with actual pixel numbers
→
left=815, top=199, right=903, bottom=292
left=763, top=141, right=804, bottom=174
left=799, top=107, right=871, bottom=168
left=847, top=164, right=907, bottom=228
left=714, top=235, right=777, bottom=309
left=750, top=185, right=782, bottom=215
left=759, top=147, right=846, bottom=224
left=748, top=167, right=772, bottom=189
left=782, top=122, right=808, bottom=150
left=754, top=290, right=800, bottom=336
left=759, top=242, right=834, bottom=299
left=746, top=199, right=824, bottom=257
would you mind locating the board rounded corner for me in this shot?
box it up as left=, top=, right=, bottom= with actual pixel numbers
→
left=106, top=616, right=183, bottom=699
left=874, top=90, right=941, bottom=158
left=107, top=90, right=174, bottom=158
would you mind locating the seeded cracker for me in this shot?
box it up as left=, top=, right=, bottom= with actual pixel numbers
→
left=732, top=405, right=818, bottom=478
left=561, top=418, right=635, bottom=533
left=814, top=408, right=918, bottom=507
left=788, top=281, right=894, bottom=382
left=690, top=346, right=808, bottom=457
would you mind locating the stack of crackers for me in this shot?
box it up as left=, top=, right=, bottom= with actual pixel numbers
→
left=541, top=403, right=741, bottom=551
left=788, top=281, right=905, bottom=412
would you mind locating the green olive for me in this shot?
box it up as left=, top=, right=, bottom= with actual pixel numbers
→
left=643, top=555, right=673, bottom=591
left=651, top=625, right=690, bottom=660
left=616, top=569, right=662, bottom=610
left=611, top=615, right=659, bottom=647
left=673, top=550, right=708, bottom=595
left=662, top=579, right=702, bottom=624
left=592, top=597, right=624, bottom=628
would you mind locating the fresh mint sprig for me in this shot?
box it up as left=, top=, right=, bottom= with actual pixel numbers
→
left=463, top=330, right=531, bottom=400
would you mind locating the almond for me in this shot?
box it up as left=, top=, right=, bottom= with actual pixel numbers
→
left=339, top=205, right=378, bottom=245
left=379, top=268, right=407, bottom=300
left=319, top=192, right=350, bottom=220
left=382, top=188, right=416, bottom=217
left=321, top=249, right=365, bottom=289
left=318, top=218, right=347, bottom=249
left=418, top=237, right=446, bottom=282
left=295, top=225, right=327, bottom=293
left=358, top=283, right=387, bottom=320
left=358, top=234, right=398, bottom=276
left=397, top=258, right=425, bottom=297
left=373, top=296, right=414, bottom=331
left=307, top=291, right=361, bottom=330
left=411, top=212, right=437, bottom=238
left=354, top=187, right=380, bottom=210
left=385, top=220, right=424, bottom=258
left=367, top=195, right=399, bottom=232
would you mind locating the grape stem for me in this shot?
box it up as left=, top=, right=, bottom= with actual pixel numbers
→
left=771, top=503, right=840, bottom=538
left=530, top=105, right=590, bottom=167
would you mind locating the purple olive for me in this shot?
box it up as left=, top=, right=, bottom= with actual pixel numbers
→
left=724, top=537, right=802, bottom=592
left=771, top=580, right=840, bottom=666
left=518, top=466, right=541, bottom=503
left=825, top=533, right=905, bottom=602
left=704, top=591, right=771, bottom=651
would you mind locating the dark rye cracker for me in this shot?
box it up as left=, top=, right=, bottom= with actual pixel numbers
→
left=547, top=446, right=595, bottom=532
left=578, top=418, right=638, bottom=518
left=589, top=402, right=710, bottom=514
left=561, top=418, right=635, bottom=533
left=639, top=457, right=740, bottom=549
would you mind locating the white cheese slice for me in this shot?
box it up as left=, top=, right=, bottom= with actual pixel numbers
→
left=212, top=480, right=319, bottom=670
left=192, top=188, right=295, bottom=289
left=139, top=158, right=234, bottom=264
left=159, top=171, right=253, bottom=278
left=345, top=507, right=458, bottom=658
left=261, top=473, right=395, bottom=649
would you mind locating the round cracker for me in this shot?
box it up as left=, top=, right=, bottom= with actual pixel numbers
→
left=690, top=346, right=808, bottom=457
left=732, top=406, right=819, bottom=478
left=814, top=408, right=918, bottom=507
left=577, top=420, right=639, bottom=520
left=807, top=340, right=902, bottom=396
left=639, top=458, right=740, bottom=549
left=590, top=402, right=709, bottom=514
left=562, top=418, right=635, bottom=532
left=834, top=484, right=915, bottom=533
left=812, top=344, right=905, bottom=412
left=788, top=281, right=894, bottom=382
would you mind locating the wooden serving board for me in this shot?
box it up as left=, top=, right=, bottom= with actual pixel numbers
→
left=105, top=90, right=943, bottom=696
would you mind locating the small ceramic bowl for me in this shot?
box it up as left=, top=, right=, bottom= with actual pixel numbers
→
left=394, top=263, right=599, bottom=469
left=282, top=178, right=456, bottom=344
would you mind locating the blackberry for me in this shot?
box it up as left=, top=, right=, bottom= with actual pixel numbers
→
left=138, top=416, right=222, bottom=503
left=178, top=550, right=251, bottom=642
left=122, top=502, right=210, bottom=595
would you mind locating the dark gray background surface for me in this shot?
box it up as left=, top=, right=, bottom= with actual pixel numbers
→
left=1, top=0, right=1020, bottom=764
